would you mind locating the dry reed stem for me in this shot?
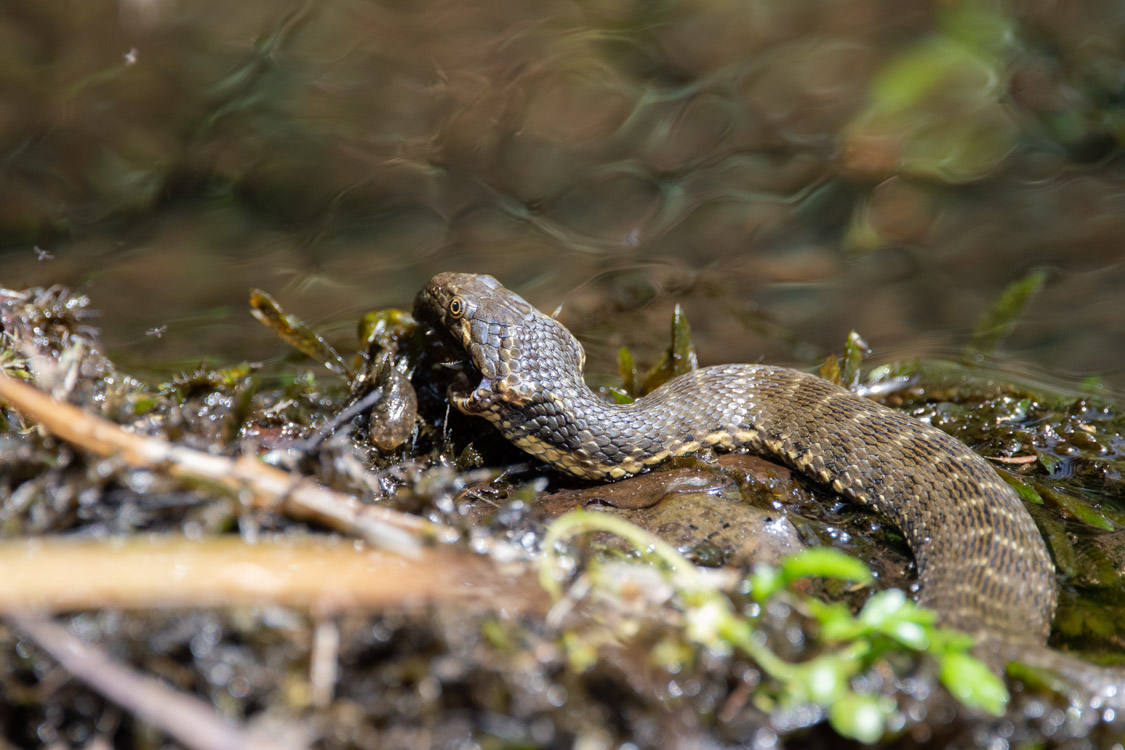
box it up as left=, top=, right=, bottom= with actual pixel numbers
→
left=0, top=535, right=537, bottom=612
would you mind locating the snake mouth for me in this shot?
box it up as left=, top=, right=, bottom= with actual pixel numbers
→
left=422, top=327, right=484, bottom=399
left=447, top=368, right=477, bottom=401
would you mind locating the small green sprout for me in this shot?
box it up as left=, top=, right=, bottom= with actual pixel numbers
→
left=819, top=331, right=869, bottom=391
left=615, top=303, right=700, bottom=400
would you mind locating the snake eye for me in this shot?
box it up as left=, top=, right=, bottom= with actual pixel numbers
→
left=448, top=296, right=465, bottom=319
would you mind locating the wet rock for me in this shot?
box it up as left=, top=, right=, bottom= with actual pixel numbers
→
left=533, top=454, right=808, bottom=568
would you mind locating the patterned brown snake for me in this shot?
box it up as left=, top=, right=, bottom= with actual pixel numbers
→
left=415, top=272, right=1125, bottom=709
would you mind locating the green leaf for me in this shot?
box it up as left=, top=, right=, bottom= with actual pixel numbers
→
left=638, top=304, right=699, bottom=394
left=859, top=588, right=910, bottom=624
left=616, top=346, right=637, bottom=397
left=132, top=397, right=157, bottom=415
left=841, top=331, right=869, bottom=391
left=819, top=354, right=842, bottom=386
left=669, top=304, right=699, bottom=377
left=250, top=289, right=353, bottom=378
left=748, top=564, right=784, bottom=603
left=809, top=599, right=864, bottom=641
left=857, top=590, right=935, bottom=649
left=358, top=308, right=417, bottom=351
left=997, top=472, right=1044, bottom=505
left=1035, top=451, right=1063, bottom=477
left=684, top=597, right=734, bottom=649
left=795, top=655, right=851, bottom=704
left=883, top=619, right=930, bottom=651
left=779, top=548, right=874, bottom=586
left=968, top=268, right=1049, bottom=358
left=607, top=387, right=634, bottom=405
left=1034, top=481, right=1115, bottom=531
left=930, top=627, right=978, bottom=655
left=1004, top=660, right=1072, bottom=697
left=828, top=690, right=891, bottom=743
left=939, top=651, right=1009, bottom=716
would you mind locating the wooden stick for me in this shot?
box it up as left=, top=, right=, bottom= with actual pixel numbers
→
left=0, top=535, right=537, bottom=612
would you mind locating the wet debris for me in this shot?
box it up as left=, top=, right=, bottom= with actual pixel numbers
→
left=1, top=283, right=1125, bottom=748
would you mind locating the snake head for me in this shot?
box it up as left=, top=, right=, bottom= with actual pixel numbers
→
left=414, top=273, right=529, bottom=354
left=414, top=272, right=587, bottom=413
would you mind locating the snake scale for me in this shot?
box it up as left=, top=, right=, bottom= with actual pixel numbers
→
left=415, top=272, right=1124, bottom=707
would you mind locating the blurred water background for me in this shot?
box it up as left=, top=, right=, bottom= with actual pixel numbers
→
left=2, top=0, right=1123, bottom=390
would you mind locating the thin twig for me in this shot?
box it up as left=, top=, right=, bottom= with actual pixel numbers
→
left=294, top=387, right=383, bottom=453
left=0, top=371, right=454, bottom=552
left=7, top=613, right=304, bottom=750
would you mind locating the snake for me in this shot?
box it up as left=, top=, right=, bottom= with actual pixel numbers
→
left=415, top=271, right=1125, bottom=707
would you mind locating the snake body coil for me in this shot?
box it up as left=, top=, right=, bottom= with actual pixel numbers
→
left=416, top=272, right=1123, bottom=704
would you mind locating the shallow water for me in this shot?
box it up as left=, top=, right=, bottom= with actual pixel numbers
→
left=2, top=1, right=1124, bottom=391
left=4, top=5, right=1125, bottom=746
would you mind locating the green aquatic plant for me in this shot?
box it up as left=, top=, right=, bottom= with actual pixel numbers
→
left=250, top=288, right=352, bottom=378
left=539, top=510, right=1008, bottom=743
left=611, top=303, right=698, bottom=403
left=819, top=330, right=869, bottom=390
left=967, top=267, right=1049, bottom=361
